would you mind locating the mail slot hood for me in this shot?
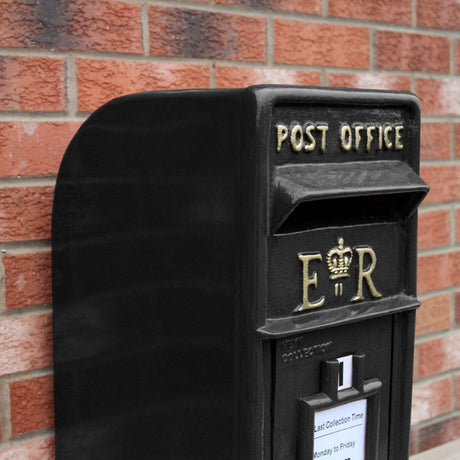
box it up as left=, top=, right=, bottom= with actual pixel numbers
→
left=273, top=161, right=429, bottom=233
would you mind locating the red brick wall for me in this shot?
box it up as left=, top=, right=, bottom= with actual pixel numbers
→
left=0, top=0, right=458, bottom=457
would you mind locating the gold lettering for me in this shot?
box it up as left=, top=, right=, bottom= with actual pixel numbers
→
left=384, top=126, right=393, bottom=149
left=352, top=247, right=382, bottom=302
left=395, top=125, right=403, bottom=150
left=316, top=125, right=328, bottom=153
left=341, top=125, right=352, bottom=151
left=278, top=121, right=403, bottom=154
left=291, top=124, right=303, bottom=152
left=276, top=124, right=288, bottom=152
left=366, top=126, right=375, bottom=153
left=297, top=253, right=325, bottom=311
left=354, top=125, right=364, bottom=151
left=304, top=125, right=316, bottom=152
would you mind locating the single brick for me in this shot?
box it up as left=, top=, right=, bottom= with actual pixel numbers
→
left=418, top=252, right=460, bottom=293
left=415, top=78, right=460, bottom=115
left=10, top=374, right=54, bottom=436
left=456, top=291, right=460, bottom=325
left=410, top=426, right=418, bottom=456
left=215, top=66, right=320, bottom=88
left=420, top=164, right=460, bottom=204
left=455, top=373, right=460, bottom=408
left=215, top=0, right=321, bottom=14
left=0, top=56, right=65, bottom=112
left=0, top=122, right=80, bottom=178
left=417, top=0, right=460, bottom=30
left=418, top=209, right=450, bottom=249
left=376, top=31, right=450, bottom=73
left=411, top=377, right=452, bottom=425
left=456, top=40, right=460, bottom=74
left=420, top=122, right=451, bottom=160
left=0, top=0, right=142, bottom=54
left=417, top=331, right=460, bottom=377
left=457, top=208, right=460, bottom=243
left=0, top=186, right=53, bottom=241
left=455, top=123, right=460, bottom=158
left=415, top=294, right=451, bottom=336
left=418, top=415, right=460, bottom=452
left=326, top=72, right=411, bottom=91
left=77, top=59, right=210, bottom=112
left=413, top=345, right=419, bottom=381
left=0, top=314, right=52, bottom=377
left=329, top=0, right=412, bottom=24
left=149, top=6, right=266, bottom=62
left=274, top=21, right=369, bottom=68
left=4, top=252, right=52, bottom=309
left=0, top=436, right=54, bottom=458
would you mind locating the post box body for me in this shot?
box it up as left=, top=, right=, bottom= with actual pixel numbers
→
left=52, top=86, right=427, bottom=459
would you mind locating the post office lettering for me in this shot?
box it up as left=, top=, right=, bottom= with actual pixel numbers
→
left=276, top=123, right=329, bottom=153
left=277, top=122, right=404, bottom=154
left=340, top=123, right=404, bottom=153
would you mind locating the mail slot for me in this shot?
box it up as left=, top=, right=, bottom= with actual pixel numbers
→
left=52, top=86, right=428, bottom=459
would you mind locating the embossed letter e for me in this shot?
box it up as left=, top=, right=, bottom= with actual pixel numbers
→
left=297, top=253, right=325, bottom=311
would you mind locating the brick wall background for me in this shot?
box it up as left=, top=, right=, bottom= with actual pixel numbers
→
left=0, top=0, right=458, bottom=457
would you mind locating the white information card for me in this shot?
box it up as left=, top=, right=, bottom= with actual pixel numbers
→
left=313, top=399, right=367, bottom=460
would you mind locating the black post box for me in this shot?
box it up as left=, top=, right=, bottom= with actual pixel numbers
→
left=52, top=86, right=428, bottom=459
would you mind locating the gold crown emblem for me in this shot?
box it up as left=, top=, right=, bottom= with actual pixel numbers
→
left=326, top=237, right=353, bottom=280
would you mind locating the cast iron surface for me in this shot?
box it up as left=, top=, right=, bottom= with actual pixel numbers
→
left=53, top=90, right=242, bottom=459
